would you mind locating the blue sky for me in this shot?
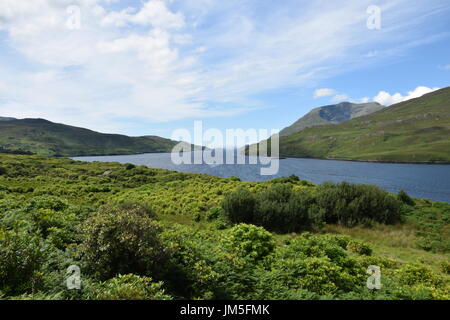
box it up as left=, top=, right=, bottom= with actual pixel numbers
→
left=0, top=0, right=449, bottom=143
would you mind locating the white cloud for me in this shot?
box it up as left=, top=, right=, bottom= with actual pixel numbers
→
left=100, top=0, right=185, bottom=29
left=0, top=0, right=448, bottom=134
left=314, top=88, right=336, bottom=98
left=331, top=94, right=349, bottom=102
left=373, top=86, right=440, bottom=106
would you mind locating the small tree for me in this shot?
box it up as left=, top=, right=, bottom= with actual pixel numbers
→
left=79, top=204, right=168, bottom=280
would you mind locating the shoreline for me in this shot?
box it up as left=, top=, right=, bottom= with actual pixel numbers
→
left=69, top=152, right=450, bottom=165
left=281, top=156, right=450, bottom=165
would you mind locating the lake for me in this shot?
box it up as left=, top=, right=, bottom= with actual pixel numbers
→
left=73, top=152, right=450, bottom=202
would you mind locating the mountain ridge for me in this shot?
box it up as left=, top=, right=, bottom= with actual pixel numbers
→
left=280, top=101, right=384, bottom=136
left=247, top=87, right=450, bottom=163
left=0, top=118, right=186, bottom=157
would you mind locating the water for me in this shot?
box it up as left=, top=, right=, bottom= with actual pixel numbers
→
left=73, top=152, right=450, bottom=202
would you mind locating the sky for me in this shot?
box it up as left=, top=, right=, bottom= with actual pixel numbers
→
left=0, top=0, right=449, bottom=144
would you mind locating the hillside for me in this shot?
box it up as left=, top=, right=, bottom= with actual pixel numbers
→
left=0, top=153, right=448, bottom=300
left=0, top=118, right=183, bottom=157
left=250, top=87, right=450, bottom=162
left=280, top=102, right=384, bottom=136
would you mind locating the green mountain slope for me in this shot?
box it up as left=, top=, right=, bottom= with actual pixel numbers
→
left=0, top=118, right=184, bottom=157
left=280, top=102, right=384, bottom=136
left=251, top=87, right=450, bottom=162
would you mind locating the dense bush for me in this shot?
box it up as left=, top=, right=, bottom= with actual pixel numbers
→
left=222, top=184, right=324, bottom=233
left=347, top=240, right=373, bottom=256
left=397, top=190, right=415, bottom=206
left=315, top=182, right=402, bottom=226
left=85, top=274, right=172, bottom=300
left=222, top=224, right=275, bottom=263
left=79, top=204, right=168, bottom=280
left=222, top=182, right=403, bottom=232
left=0, top=230, right=47, bottom=295
left=222, top=187, right=256, bottom=224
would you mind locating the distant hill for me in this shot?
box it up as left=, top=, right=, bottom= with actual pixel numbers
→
left=248, top=87, right=450, bottom=163
left=0, top=117, right=16, bottom=122
left=280, top=102, right=384, bottom=136
left=0, top=118, right=187, bottom=157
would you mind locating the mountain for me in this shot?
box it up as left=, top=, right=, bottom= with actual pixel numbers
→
left=249, top=87, right=450, bottom=162
left=0, top=118, right=187, bottom=157
left=0, top=117, right=16, bottom=122
left=279, top=102, right=384, bottom=136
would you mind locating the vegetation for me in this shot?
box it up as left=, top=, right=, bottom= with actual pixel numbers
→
left=0, top=154, right=449, bottom=300
left=249, top=87, right=450, bottom=162
left=0, top=118, right=184, bottom=157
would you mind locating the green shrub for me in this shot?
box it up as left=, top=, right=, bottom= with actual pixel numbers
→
left=315, top=182, right=402, bottom=226
left=205, top=207, right=224, bottom=221
left=222, top=185, right=323, bottom=233
left=397, top=190, right=415, bottom=206
left=0, top=167, right=6, bottom=175
left=0, top=230, right=47, bottom=295
left=440, top=261, right=450, bottom=275
left=395, top=264, right=444, bottom=287
left=79, top=204, right=168, bottom=280
left=347, top=240, right=373, bottom=256
left=85, top=274, right=172, bottom=300
left=26, top=195, right=68, bottom=212
left=222, top=224, right=275, bottom=262
left=222, top=187, right=256, bottom=223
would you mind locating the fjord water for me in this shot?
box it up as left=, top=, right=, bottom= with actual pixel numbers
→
left=73, top=152, right=450, bottom=202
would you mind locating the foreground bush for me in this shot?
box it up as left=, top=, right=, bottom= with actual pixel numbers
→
left=222, top=224, right=275, bottom=263
left=85, top=274, right=172, bottom=300
left=79, top=204, right=168, bottom=280
left=0, top=230, right=47, bottom=295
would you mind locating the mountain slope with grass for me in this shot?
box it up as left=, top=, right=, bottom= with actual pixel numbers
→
left=250, top=87, right=450, bottom=162
left=0, top=118, right=184, bottom=157
left=280, top=102, right=384, bottom=136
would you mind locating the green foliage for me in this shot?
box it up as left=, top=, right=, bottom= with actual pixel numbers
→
left=0, top=154, right=449, bottom=300
left=222, top=187, right=257, bottom=224
left=222, top=182, right=401, bottom=232
left=315, top=182, right=402, bottom=226
left=440, top=261, right=450, bottom=275
left=0, top=230, right=48, bottom=295
left=222, top=224, right=275, bottom=262
left=347, top=240, right=373, bottom=256
left=222, top=184, right=324, bottom=233
left=397, top=190, right=415, bottom=206
left=85, top=274, right=172, bottom=300
left=79, top=204, right=168, bottom=280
